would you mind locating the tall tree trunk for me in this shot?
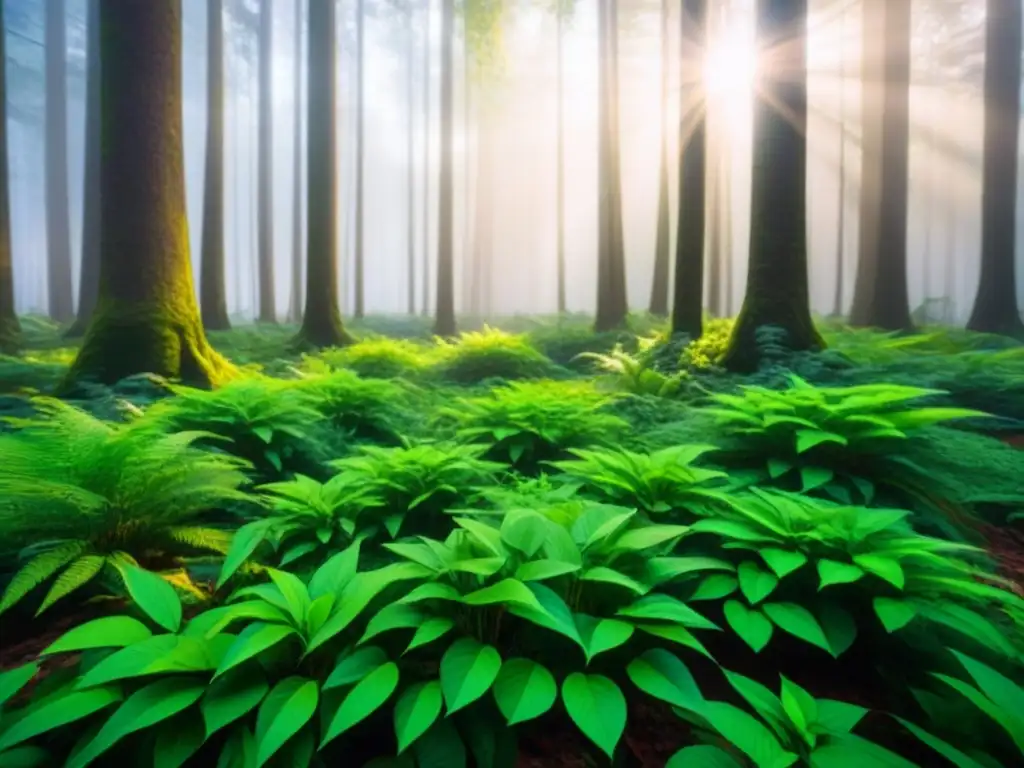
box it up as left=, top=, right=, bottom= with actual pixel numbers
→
left=200, top=0, right=230, bottom=331
left=723, top=0, right=821, bottom=370
left=407, top=3, right=416, bottom=315
left=648, top=0, right=671, bottom=316
left=433, top=0, right=457, bottom=336
left=45, top=0, right=74, bottom=323
left=594, top=0, right=628, bottom=332
left=422, top=0, right=432, bottom=317
left=0, top=0, right=17, bottom=353
left=967, top=0, right=1024, bottom=336
left=289, top=0, right=303, bottom=321
left=64, top=0, right=232, bottom=388
left=468, top=101, right=493, bottom=317
left=256, top=0, right=276, bottom=322
left=849, top=1, right=912, bottom=330
left=670, top=0, right=706, bottom=338
left=353, top=0, right=366, bottom=318
left=555, top=8, right=566, bottom=314
left=297, top=0, right=351, bottom=347
left=66, top=0, right=101, bottom=338
left=722, top=145, right=733, bottom=315
left=832, top=11, right=846, bottom=318
left=461, top=30, right=473, bottom=316
left=706, top=131, right=721, bottom=317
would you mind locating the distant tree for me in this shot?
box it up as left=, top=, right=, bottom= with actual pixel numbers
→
left=831, top=0, right=848, bottom=317
left=648, top=0, right=671, bottom=317
left=256, top=0, right=276, bottom=322
left=421, top=0, right=432, bottom=318
left=201, top=0, right=231, bottom=331
left=723, top=0, right=821, bottom=370
left=354, top=0, right=366, bottom=319
left=670, top=0, right=706, bottom=338
left=433, top=0, right=457, bottom=336
left=849, top=1, right=913, bottom=330
left=289, top=0, right=304, bottom=322
left=966, top=0, right=1023, bottom=337
left=0, top=0, right=18, bottom=353
left=45, top=0, right=73, bottom=323
left=406, top=0, right=416, bottom=314
left=66, top=0, right=100, bottom=338
left=64, top=0, right=233, bottom=387
left=296, top=0, right=352, bottom=348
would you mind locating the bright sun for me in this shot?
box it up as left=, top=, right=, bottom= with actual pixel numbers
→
left=702, top=29, right=758, bottom=102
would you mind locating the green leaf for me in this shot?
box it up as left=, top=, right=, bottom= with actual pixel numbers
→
left=689, top=574, right=739, bottom=601
left=616, top=594, right=718, bottom=631
left=462, top=579, right=544, bottom=611
left=325, top=645, right=390, bottom=689
left=796, top=429, right=846, bottom=453
left=873, top=598, right=917, bottom=633
left=701, top=701, right=798, bottom=768
left=113, top=563, right=183, bottom=633
left=217, top=522, right=271, bottom=589
left=817, top=560, right=865, bottom=590
left=852, top=554, right=904, bottom=589
left=440, top=638, right=502, bottom=714
left=635, top=623, right=714, bottom=660
left=406, top=618, right=455, bottom=654
left=815, top=700, right=868, bottom=734
left=153, top=709, right=206, bottom=768
left=818, top=603, right=858, bottom=658
left=0, top=686, right=123, bottom=753
left=578, top=566, right=648, bottom=595
left=574, top=616, right=634, bottom=663
left=514, top=559, right=581, bottom=582
left=666, top=745, right=744, bottom=768
left=321, top=662, right=400, bottom=748
left=75, top=635, right=211, bottom=688
left=492, top=658, right=557, bottom=726
left=0, top=746, right=51, bottom=768
left=779, top=676, right=818, bottom=739
left=738, top=561, right=780, bottom=604
left=66, top=678, right=205, bottom=768
left=561, top=673, right=626, bottom=759
left=202, top=668, right=270, bottom=737
left=722, top=671, right=787, bottom=738
left=0, top=663, right=38, bottom=708
left=265, top=569, right=310, bottom=625
left=892, top=717, right=989, bottom=768
left=216, top=725, right=257, bottom=768
left=800, top=466, right=835, bottom=492
left=413, top=719, right=466, bottom=768
left=42, top=617, right=153, bottom=656
left=949, top=650, right=1024, bottom=729
left=360, top=604, right=427, bottom=644
left=762, top=602, right=832, bottom=654
left=759, top=548, right=808, bottom=579
left=626, top=649, right=703, bottom=711
left=394, top=681, right=444, bottom=753
left=613, top=525, right=691, bottom=552
left=723, top=600, right=773, bottom=653
left=308, top=540, right=361, bottom=600
left=214, top=623, right=298, bottom=679
left=254, top=677, right=318, bottom=767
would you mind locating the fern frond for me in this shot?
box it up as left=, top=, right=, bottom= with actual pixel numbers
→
left=0, top=542, right=87, bottom=614
left=35, top=554, right=108, bottom=615
left=164, top=526, right=234, bottom=555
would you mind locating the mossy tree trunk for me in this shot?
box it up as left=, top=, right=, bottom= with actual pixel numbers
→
left=848, top=1, right=912, bottom=331
left=289, top=0, right=304, bottom=322
left=433, top=0, right=457, bottom=337
left=256, top=0, right=276, bottom=323
left=201, top=0, right=231, bottom=332
left=296, top=0, right=352, bottom=349
left=670, top=0, right=706, bottom=338
left=648, top=0, right=671, bottom=317
left=63, top=0, right=233, bottom=388
left=45, top=0, right=74, bottom=324
left=0, top=0, right=17, bottom=354
left=722, top=0, right=821, bottom=371
left=967, top=0, right=1024, bottom=337
left=66, top=0, right=101, bottom=339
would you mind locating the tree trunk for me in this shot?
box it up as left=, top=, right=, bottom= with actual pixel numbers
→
left=0, top=0, right=17, bottom=353
left=407, top=3, right=416, bottom=315
left=555, top=9, right=566, bottom=314
left=832, top=16, right=846, bottom=318
left=422, top=0, right=432, bottom=318
left=65, top=0, right=101, bottom=338
left=468, top=101, right=494, bottom=317
left=353, top=0, right=366, bottom=319
left=45, top=0, right=74, bottom=324
left=706, top=130, right=721, bottom=317
left=199, top=0, right=231, bottom=331
left=722, top=144, right=733, bottom=316
left=433, top=0, right=457, bottom=337
left=594, top=0, right=628, bottom=332
left=648, top=0, right=671, bottom=316
left=64, top=0, right=233, bottom=388
left=296, top=0, right=351, bottom=348
left=967, top=0, right=1024, bottom=336
left=289, top=0, right=303, bottom=322
left=848, top=1, right=913, bottom=330
left=256, top=0, right=276, bottom=322
left=722, top=0, right=821, bottom=370
left=670, top=0, right=706, bottom=338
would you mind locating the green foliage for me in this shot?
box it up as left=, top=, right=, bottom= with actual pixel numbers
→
left=431, top=326, right=557, bottom=384
left=681, top=317, right=735, bottom=370
left=0, top=398, right=249, bottom=617
left=575, top=338, right=689, bottom=397
left=440, top=380, right=629, bottom=471
left=298, top=337, right=432, bottom=380
left=288, top=368, right=413, bottom=443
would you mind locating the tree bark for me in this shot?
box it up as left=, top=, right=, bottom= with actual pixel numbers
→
left=433, top=0, right=457, bottom=337
left=648, top=0, right=671, bottom=317
left=45, top=0, right=74, bottom=323
left=670, top=0, right=706, bottom=338
left=256, top=0, right=276, bottom=322
left=832, top=5, right=847, bottom=319
left=422, top=0, right=432, bottom=317
left=199, top=0, right=231, bottom=331
left=406, top=2, right=416, bottom=315
left=64, top=0, right=233, bottom=388
left=296, top=0, right=351, bottom=348
left=65, top=0, right=101, bottom=339
left=966, top=0, right=1024, bottom=336
left=289, top=0, right=303, bottom=322
left=849, top=1, right=913, bottom=330
left=0, top=0, right=17, bottom=353
left=555, top=9, right=566, bottom=314
left=722, top=0, right=821, bottom=370
left=353, top=0, right=366, bottom=318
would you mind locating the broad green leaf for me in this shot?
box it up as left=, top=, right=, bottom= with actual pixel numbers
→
left=852, top=554, right=905, bottom=589
left=616, top=594, right=718, bottom=631
left=613, top=525, right=690, bottom=552
left=578, top=566, right=648, bottom=596
left=644, top=557, right=735, bottom=586
left=500, top=512, right=549, bottom=557
left=321, top=662, right=400, bottom=748
left=214, top=623, right=298, bottom=679
left=217, top=522, right=271, bottom=589
left=949, top=650, right=1024, bottom=732
left=779, top=676, right=818, bottom=740
left=324, top=645, right=389, bottom=689
left=113, top=563, right=183, bottom=633
left=873, top=598, right=917, bottom=633
left=723, top=601, right=773, bottom=653
left=398, top=583, right=463, bottom=605
left=514, top=559, right=581, bottom=582
left=892, top=717, right=989, bottom=768
left=0, top=663, right=38, bottom=708
left=76, top=635, right=215, bottom=688
left=817, top=560, right=865, bottom=590
left=800, top=466, right=835, bottom=492
left=0, top=686, right=122, bottom=753
left=689, top=574, right=739, bottom=602
left=413, top=719, right=466, bottom=768
left=254, top=677, right=318, bottom=767
left=153, top=709, right=206, bottom=768
left=722, top=671, right=787, bottom=738
left=796, top=429, right=846, bottom=453
left=492, top=659, right=556, bottom=726
left=738, top=562, right=779, bottom=604
left=561, top=673, right=626, bottom=759
left=42, top=617, right=153, bottom=656
left=574, top=615, right=634, bottom=663
left=818, top=603, right=858, bottom=658
left=202, top=668, right=270, bottom=737
left=360, top=604, right=427, bottom=644
left=815, top=700, right=868, bottom=734
left=507, top=583, right=584, bottom=650
left=701, top=701, right=798, bottom=768
left=394, top=681, right=444, bottom=753
left=308, top=541, right=361, bottom=600
left=626, top=649, right=703, bottom=711
left=759, top=549, right=808, bottom=579
left=809, top=733, right=919, bottom=767
left=216, top=725, right=256, bottom=768
left=66, top=678, right=205, bottom=768
left=635, top=623, right=714, bottom=660
left=405, top=618, right=455, bottom=654
left=666, top=745, right=744, bottom=768
left=762, top=603, right=832, bottom=654
left=265, top=569, right=310, bottom=625
left=440, top=639, right=502, bottom=714
left=462, top=579, right=544, bottom=611
left=185, top=601, right=291, bottom=639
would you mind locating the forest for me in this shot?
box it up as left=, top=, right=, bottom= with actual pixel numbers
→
left=0, top=0, right=1023, bottom=766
